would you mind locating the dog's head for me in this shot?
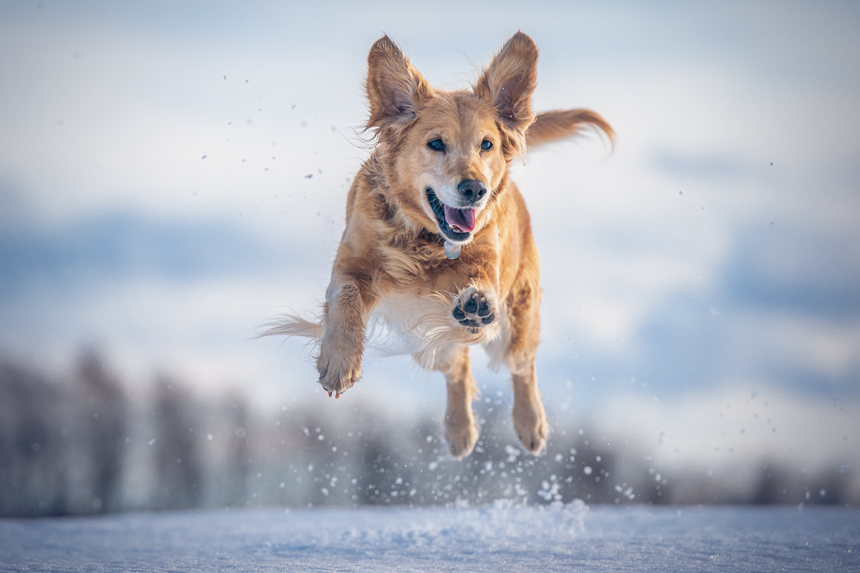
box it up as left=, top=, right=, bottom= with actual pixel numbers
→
left=364, top=32, right=538, bottom=245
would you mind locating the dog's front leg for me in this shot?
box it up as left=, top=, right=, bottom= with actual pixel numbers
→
left=451, top=285, right=499, bottom=331
left=446, top=242, right=501, bottom=331
left=317, top=276, right=374, bottom=397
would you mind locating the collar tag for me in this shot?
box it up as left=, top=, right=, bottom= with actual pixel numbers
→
left=443, top=240, right=461, bottom=260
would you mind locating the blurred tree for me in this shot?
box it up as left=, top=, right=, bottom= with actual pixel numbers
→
left=0, top=360, right=68, bottom=517
left=222, top=392, right=250, bottom=507
left=76, top=351, right=127, bottom=513
left=152, top=378, right=202, bottom=509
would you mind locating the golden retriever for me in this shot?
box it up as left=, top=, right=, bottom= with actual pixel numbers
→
left=263, top=32, right=613, bottom=459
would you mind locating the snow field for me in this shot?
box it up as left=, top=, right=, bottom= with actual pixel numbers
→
left=1, top=502, right=857, bottom=572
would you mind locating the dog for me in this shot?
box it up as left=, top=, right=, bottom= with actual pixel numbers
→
left=263, top=32, right=613, bottom=459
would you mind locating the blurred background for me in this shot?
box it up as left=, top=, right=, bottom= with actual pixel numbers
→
left=1, top=0, right=858, bottom=516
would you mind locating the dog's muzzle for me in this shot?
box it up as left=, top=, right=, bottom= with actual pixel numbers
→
left=426, top=187, right=475, bottom=243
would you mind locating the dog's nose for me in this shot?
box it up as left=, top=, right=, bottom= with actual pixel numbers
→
left=457, top=180, right=487, bottom=202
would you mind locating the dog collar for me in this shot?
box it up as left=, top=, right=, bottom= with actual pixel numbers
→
left=444, top=240, right=461, bottom=260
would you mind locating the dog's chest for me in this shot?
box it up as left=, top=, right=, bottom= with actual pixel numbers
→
left=366, top=290, right=507, bottom=372
left=367, top=291, right=449, bottom=355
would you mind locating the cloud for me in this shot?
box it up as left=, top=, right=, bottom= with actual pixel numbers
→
left=0, top=1, right=858, bottom=441
left=0, top=212, right=325, bottom=298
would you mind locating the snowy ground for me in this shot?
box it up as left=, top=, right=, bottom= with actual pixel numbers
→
left=1, top=503, right=857, bottom=572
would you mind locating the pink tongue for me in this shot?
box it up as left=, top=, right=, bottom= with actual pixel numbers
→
left=443, top=205, right=476, bottom=233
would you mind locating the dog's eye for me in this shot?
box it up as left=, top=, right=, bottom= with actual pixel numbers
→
left=481, top=139, right=493, bottom=151
left=427, top=138, right=446, bottom=152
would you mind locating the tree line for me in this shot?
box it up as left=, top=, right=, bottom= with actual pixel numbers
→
left=1, top=352, right=855, bottom=517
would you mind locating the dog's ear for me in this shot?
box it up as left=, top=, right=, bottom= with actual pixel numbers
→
left=474, top=32, right=538, bottom=154
left=365, top=35, right=432, bottom=133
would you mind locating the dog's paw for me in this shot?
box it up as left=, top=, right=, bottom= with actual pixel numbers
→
left=445, top=418, right=480, bottom=460
left=513, top=397, right=549, bottom=455
left=451, top=287, right=498, bottom=329
left=316, top=343, right=362, bottom=398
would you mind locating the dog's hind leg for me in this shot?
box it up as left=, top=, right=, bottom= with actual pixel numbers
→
left=504, top=276, right=549, bottom=455
left=510, top=360, right=548, bottom=455
left=429, top=344, right=480, bottom=459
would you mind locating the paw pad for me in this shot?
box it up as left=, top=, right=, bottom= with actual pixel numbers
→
left=452, top=290, right=496, bottom=328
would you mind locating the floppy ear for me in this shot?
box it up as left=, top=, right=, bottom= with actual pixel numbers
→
left=473, top=32, right=538, bottom=141
left=365, top=35, right=432, bottom=133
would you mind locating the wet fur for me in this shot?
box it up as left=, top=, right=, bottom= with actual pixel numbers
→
left=261, top=32, right=613, bottom=459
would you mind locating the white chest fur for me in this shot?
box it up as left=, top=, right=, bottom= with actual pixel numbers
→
left=368, top=291, right=507, bottom=371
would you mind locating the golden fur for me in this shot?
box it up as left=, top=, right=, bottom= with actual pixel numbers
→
left=262, top=32, right=613, bottom=458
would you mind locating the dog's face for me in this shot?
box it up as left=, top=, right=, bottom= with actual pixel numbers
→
left=396, top=93, right=506, bottom=244
left=365, top=33, right=538, bottom=245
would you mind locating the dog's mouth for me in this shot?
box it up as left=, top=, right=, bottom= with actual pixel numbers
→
left=426, top=188, right=475, bottom=242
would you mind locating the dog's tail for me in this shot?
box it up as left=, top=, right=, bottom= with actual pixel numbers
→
left=255, top=314, right=323, bottom=343
left=525, top=109, right=614, bottom=150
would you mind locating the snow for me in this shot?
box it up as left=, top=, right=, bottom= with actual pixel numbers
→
left=1, top=504, right=857, bottom=572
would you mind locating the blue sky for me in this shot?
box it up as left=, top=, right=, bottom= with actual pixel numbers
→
left=1, top=0, right=858, bottom=475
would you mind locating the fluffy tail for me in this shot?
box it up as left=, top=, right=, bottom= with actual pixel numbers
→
left=255, top=313, right=323, bottom=343
left=525, top=109, right=614, bottom=150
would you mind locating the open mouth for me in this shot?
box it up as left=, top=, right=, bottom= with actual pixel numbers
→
left=426, top=188, right=475, bottom=242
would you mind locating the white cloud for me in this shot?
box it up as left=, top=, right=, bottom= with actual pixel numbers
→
left=0, top=1, right=858, bottom=449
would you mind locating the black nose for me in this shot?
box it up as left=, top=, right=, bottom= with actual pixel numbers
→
left=457, top=180, right=487, bottom=202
